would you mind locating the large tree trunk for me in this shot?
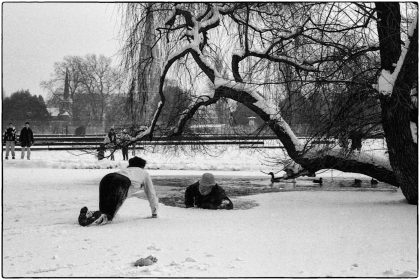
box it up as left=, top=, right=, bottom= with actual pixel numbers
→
left=376, top=3, right=418, bottom=204
left=381, top=97, right=418, bottom=204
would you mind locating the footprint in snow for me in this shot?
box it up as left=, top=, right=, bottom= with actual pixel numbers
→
left=147, top=245, right=161, bottom=251
left=168, top=261, right=179, bottom=266
left=395, top=271, right=417, bottom=277
left=383, top=270, right=394, bottom=276
left=190, top=264, right=207, bottom=271
left=184, top=257, right=196, bottom=263
left=139, top=268, right=152, bottom=275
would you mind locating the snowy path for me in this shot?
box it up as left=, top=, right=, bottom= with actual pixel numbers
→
left=3, top=167, right=417, bottom=277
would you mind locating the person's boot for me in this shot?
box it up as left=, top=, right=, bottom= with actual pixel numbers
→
left=12, top=157, right=15, bottom=159
left=5, top=157, right=8, bottom=160
left=78, top=207, right=102, bottom=226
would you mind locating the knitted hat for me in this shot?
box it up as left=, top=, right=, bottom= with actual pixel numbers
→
left=128, top=156, right=147, bottom=168
left=199, top=173, right=216, bottom=195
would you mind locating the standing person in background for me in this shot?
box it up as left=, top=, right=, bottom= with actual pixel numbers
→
left=119, top=129, right=131, bottom=161
left=19, top=122, right=34, bottom=160
left=107, top=128, right=117, bottom=160
left=129, top=126, right=137, bottom=156
left=4, top=123, right=16, bottom=159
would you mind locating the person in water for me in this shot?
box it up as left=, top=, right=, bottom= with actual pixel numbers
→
left=184, top=173, right=233, bottom=210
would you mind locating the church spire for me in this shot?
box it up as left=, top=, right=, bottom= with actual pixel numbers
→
left=63, top=68, right=70, bottom=100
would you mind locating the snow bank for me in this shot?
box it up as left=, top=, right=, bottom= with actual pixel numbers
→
left=2, top=167, right=417, bottom=277
left=3, top=140, right=390, bottom=181
left=2, top=145, right=282, bottom=171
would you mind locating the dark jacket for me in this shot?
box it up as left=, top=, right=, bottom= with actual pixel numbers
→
left=19, top=127, right=34, bottom=147
left=4, top=127, right=16, bottom=142
left=185, top=182, right=233, bottom=210
left=108, top=131, right=117, bottom=144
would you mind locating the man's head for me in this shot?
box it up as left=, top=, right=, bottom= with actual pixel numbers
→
left=128, top=156, right=147, bottom=168
left=8, top=123, right=13, bottom=128
left=110, top=128, right=114, bottom=132
left=199, top=173, right=216, bottom=195
left=25, top=122, right=29, bottom=128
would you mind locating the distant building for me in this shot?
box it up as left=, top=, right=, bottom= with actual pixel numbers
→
left=47, top=107, right=60, bottom=119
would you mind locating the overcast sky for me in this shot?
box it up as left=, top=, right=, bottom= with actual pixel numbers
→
left=3, top=2, right=122, bottom=98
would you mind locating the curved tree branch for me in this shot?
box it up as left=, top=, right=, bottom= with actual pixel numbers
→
left=125, top=2, right=400, bottom=187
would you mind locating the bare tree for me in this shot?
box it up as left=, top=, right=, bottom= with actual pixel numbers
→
left=42, top=54, right=124, bottom=123
left=121, top=3, right=418, bottom=203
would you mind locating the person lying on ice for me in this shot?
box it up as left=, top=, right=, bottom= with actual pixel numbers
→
left=184, top=173, right=233, bottom=210
left=79, top=156, right=159, bottom=226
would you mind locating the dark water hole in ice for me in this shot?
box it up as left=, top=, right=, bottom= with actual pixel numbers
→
left=152, top=175, right=397, bottom=210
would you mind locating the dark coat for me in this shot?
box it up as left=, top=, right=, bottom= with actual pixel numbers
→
left=19, top=127, right=34, bottom=147
left=4, top=127, right=16, bottom=142
left=185, top=182, right=233, bottom=210
left=108, top=131, right=117, bottom=144
left=349, top=130, right=363, bottom=151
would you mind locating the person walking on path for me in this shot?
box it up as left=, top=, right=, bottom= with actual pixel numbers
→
left=130, top=126, right=137, bottom=156
left=4, top=123, right=16, bottom=159
left=106, top=128, right=117, bottom=160
left=19, top=122, right=34, bottom=160
left=119, top=129, right=131, bottom=161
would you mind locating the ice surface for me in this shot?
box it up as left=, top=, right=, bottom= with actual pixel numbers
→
left=2, top=166, right=416, bottom=277
left=2, top=140, right=416, bottom=277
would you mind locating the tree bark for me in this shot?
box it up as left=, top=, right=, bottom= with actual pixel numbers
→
left=376, top=3, right=418, bottom=204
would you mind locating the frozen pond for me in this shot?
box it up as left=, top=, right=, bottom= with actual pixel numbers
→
left=152, top=174, right=398, bottom=209
left=2, top=167, right=415, bottom=277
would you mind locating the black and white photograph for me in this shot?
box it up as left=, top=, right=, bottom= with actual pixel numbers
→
left=2, top=2, right=418, bottom=277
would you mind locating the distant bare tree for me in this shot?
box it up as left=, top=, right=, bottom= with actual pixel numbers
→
left=42, top=54, right=124, bottom=123
left=121, top=3, right=418, bottom=203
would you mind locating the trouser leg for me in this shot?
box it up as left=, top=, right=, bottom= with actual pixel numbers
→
left=11, top=141, right=15, bottom=157
left=5, top=141, right=10, bottom=157
left=122, top=148, right=128, bottom=160
left=99, top=173, right=131, bottom=220
left=21, top=146, right=25, bottom=159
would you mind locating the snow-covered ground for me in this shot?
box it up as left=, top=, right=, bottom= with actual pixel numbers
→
left=2, top=144, right=418, bottom=277
left=3, top=145, right=280, bottom=171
